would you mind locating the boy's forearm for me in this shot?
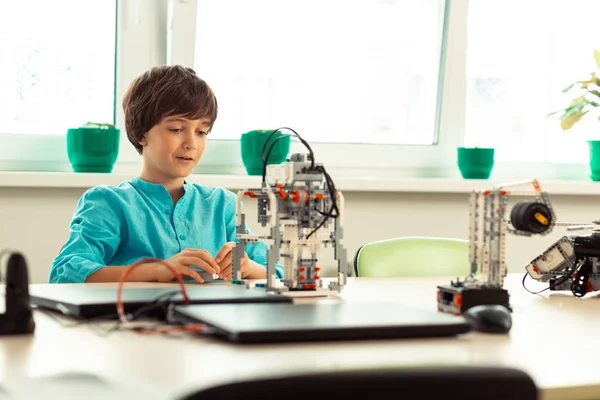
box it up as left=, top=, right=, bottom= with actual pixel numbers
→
left=85, top=265, right=157, bottom=283
left=246, top=260, right=267, bottom=279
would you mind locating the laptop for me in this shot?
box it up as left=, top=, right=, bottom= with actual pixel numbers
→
left=29, top=284, right=291, bottom=319
left=169, top=302, right=472, bottom=343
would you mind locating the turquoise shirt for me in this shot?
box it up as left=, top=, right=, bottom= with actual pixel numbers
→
left=49, top=177, right=283, bottom=283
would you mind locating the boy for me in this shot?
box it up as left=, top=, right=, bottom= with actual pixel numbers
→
left=50, top=65, right=282, bottom=283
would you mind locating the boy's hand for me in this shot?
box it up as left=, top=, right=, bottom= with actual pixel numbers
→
left=151, top=249, right=220, bottom=283
left=215, top=242, right=251, bottom=279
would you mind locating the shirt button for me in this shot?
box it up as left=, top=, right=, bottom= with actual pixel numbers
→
left=179, top=234, right=187, bottom=240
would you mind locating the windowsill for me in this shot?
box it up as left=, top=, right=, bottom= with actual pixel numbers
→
left=3, top=171, right=600, bottom=195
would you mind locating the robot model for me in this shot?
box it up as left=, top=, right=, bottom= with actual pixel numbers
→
left=231, top=152, right=347, bottom=295
left=524, top=225, right=600, bottom=298
left=437, top=179, right=555, bottom=314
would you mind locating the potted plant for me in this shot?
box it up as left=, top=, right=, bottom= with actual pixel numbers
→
left=240, top=129, right=290, bottom=176
left=66, top=122, right=120, bottom=173
left=457, top=146, right=495, bottom=180
left=548, top=49, right=600, bottom=180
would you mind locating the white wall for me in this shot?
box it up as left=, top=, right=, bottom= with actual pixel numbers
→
left=1, top=185, right=599, bottom=284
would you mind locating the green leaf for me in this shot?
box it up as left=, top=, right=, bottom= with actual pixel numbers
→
left=594, top=49, right=600, bottom=70
left=547, top=100, right=588, bottom=118
left=547, top=110, right=562, bottom=117
left=548, top=104, right=574, bottom=118
left=562, top=81, right=584, bottom=92
left=559, top=101, right=585, bottom=120
left=589, top=90, right=600, bottom=99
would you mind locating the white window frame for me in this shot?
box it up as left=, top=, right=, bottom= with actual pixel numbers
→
left=177, top=0, right=592, bottom=181
left=0, top=0, right=168, bottom=173
left=165, top=0, right=466, bottom=178
left=2, top=0, right=585, bottom=180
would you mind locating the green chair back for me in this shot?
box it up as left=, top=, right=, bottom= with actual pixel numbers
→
left=354, top=236, right=470, bottom=277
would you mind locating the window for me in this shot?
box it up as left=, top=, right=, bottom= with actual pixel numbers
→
left=464, top=0, right=600, bottom=164
left=0, top=0, right=116, bottom=136
left=194, top=0, right=448, bottom=146
left=0, top=0, right=458, bottom=176
left=11, top=0, right=597, bottom=180
left=0, top=0, right=166, bottom=172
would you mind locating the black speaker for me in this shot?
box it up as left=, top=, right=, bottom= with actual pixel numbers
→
left=0, top=252, right=35, bottom=335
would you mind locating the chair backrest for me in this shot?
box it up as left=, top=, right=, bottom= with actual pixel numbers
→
left=354, top=236, right=470, bottom=277
left=178, top=366, right=537, bottom=400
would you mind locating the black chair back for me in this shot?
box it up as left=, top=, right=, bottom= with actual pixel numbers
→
left=179, top=366, right=537, bottom=400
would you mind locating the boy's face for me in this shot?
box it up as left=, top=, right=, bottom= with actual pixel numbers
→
left=139, top=114, right=211, bottom=182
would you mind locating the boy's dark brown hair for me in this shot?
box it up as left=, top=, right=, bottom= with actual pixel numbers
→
left=122, top=65, right=218, bottom=154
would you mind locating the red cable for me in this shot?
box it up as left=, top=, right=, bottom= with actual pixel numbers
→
left=116, top=258, right=206, bottom=334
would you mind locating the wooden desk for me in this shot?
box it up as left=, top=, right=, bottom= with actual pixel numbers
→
left=3, top=274, right=599, bottom=400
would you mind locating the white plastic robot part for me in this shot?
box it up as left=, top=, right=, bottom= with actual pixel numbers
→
left=266, top=163, right=294, bottom=185
left=525, top=237, right=574, bottom=281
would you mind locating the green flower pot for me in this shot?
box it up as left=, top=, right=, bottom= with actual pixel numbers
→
left=457, top=147, right=495, bottom=179
left=588, top=140, right=600, bottom=181
left=241, top=130, right=291, bottom=176
left=67, top=124, right=120, bottom=173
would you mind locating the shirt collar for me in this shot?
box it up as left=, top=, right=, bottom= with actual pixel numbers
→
left=129, top=177, right=193, bottom=201
left=183, top=180, right=193, bottom=193
left=129, top=176, right=168, bottom=193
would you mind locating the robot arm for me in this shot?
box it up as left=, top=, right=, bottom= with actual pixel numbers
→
left=525, top=236, right=575, bottom=283
left=468, top=179, right=555, bottom=287
left=440, top=177, right=600, bottom=308
left=525, top=232, right=600, bottom=297
left=438, top=179, right=556, bottom=314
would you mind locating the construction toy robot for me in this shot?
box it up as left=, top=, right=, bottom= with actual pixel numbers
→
left=231, top=152, right=347, bottom=295
left=437, top=179, right=556, bottom=314
left=524, top=225, right=600, bottom=298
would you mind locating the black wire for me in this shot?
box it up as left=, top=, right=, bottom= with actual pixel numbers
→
left=306, top=165, right=340, bottom=239
left=311, top=167, right=339, bottom=232
left=521, top=272, right=571, bottom=295
left=311, top=166, right=339, bottom=217
left=126, top=290, right=181, bottom=321
left=261, top=127, right=314, bottom=166
left=322, top=166, right=339, bottom=216
left=258, top=128, right=340, bottom=239
left=37, top=290, right=182, bottom=336
left=262, top=134, right=292, bottom=183
left=261, top=127, right=315, bottom=183
left=262, top=133, right=291, bottom=164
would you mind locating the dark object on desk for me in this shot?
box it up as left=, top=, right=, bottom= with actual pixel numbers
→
left=178, top=366, right=537, bottom=400
left=437, top=282, right=511, bottom=315
left=462, top=304, right=512, bottom=334
left=30, top=284, right=291, bottom=319
left=169, top=302, right=471, bottom=344
left=0, top=252, right=35, bottom=335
